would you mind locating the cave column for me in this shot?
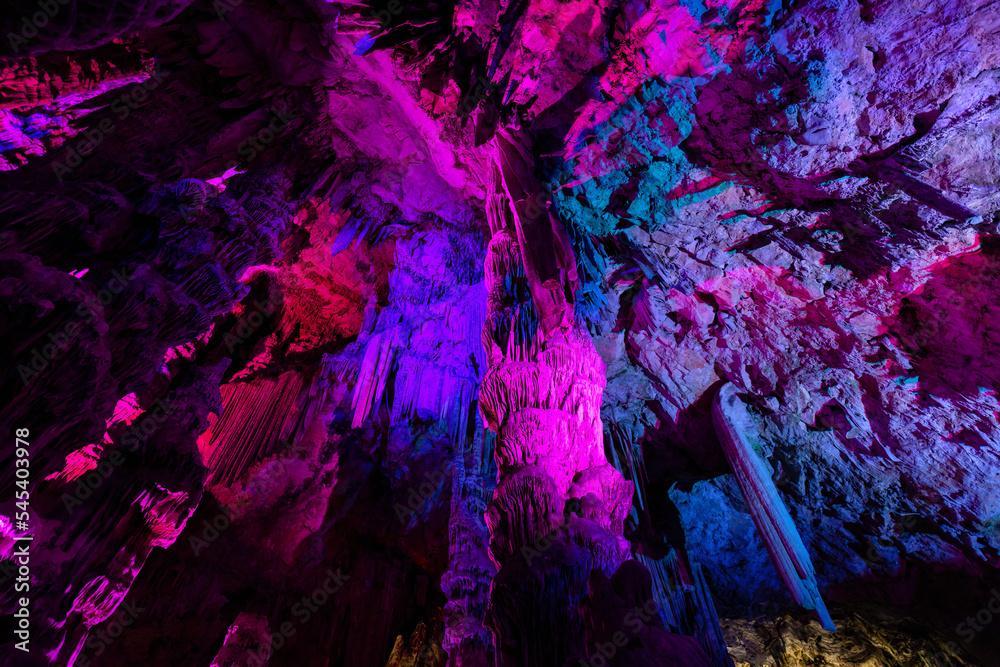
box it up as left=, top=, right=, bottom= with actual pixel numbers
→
left=479, top=131, right=633, bottom=666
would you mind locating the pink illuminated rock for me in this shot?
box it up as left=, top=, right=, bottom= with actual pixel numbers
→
left=479, top=148, right=632, bottom=665
left=3, top=1, right=1000, bottom=665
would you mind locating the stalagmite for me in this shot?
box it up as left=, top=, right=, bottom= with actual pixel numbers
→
left=711, top=382, right=836, bottom=631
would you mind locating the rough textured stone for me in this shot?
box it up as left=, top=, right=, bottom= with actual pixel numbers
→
left=1, top=0, right=999, bottom=665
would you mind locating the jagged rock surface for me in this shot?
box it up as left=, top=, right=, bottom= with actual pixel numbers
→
left=1, top=0, right=1000, bottom=665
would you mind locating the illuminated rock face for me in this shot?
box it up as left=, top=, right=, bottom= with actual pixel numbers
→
left=3, top=0, right=1000, bottom=666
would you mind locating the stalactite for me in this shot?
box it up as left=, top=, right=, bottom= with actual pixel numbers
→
left=711, top=382, right=836, bottom=631
left=180, top=262, right=245, bottom=317
left=634, top=551, right=733, bottom=666
left=691, top=562, right=734, bottom=667
left=337, top=236, right=488, bottom=444
left=575, top=560, right=715, bottom=667
left=391, top=361, right=479, bottom=445
left=350, top=330, right=398, bottom=427
left=204, top=370, right=316, bottom=486
left=340, top=334, right=483, bottom=445
left=51, top=358, right=226, bottom=666
left=605, top=420, right=653, bottom=516
left=608, top=417, right=733, bottom=666
left=492, top=128, right=577, bottom=338
left=4, top=3, right=1000, bottom=664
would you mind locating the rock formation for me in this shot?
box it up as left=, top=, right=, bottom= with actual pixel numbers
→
left=712, top=382, right=834, bottom=632
left=478, top=140, right=637, bottom=665
left=1, top=0, right=999, bottom=666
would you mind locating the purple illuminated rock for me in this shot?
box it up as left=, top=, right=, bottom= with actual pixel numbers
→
left=1, top=0, right=999, bottom=665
